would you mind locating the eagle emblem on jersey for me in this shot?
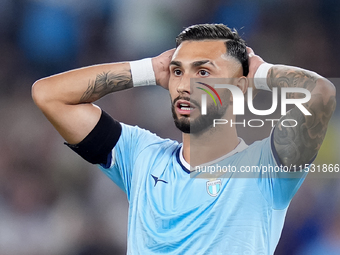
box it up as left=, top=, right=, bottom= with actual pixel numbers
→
left=206, top=179, right=222, bottom=197
left=151, top=174, right=168, bottom=187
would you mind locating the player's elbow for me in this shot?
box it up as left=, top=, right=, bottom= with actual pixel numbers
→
left=315, top=78, right=336, bottom=109
left=318, top=78, right=336, bottom=98
left=31, top=78, right=53, bottom=109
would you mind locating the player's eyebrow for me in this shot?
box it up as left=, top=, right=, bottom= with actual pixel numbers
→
left=169, top=60, right=216, bottom=68
left=170, top=60, right=182, bottom=67
left=191, top=60, right=215, bottom=68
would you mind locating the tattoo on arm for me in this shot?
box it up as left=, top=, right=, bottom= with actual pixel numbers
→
left=273, top=94, right=336, bottom=166
left=80, top=69, right=133, bottom=103
left=268, top=66, right=318, bottom=92
left=269, top=66, right=336, bottom=167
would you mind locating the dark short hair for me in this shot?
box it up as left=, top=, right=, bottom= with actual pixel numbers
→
left=176, top=24, right=249, bottom=76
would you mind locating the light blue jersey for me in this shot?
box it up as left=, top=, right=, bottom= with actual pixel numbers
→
left=99, top=123, right=308, bottom=255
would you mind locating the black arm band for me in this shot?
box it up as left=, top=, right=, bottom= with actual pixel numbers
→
left=65, top=110, right=122, bottom=165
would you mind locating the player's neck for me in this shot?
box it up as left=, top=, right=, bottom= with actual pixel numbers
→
left=182, top=125, right=239, bottom=168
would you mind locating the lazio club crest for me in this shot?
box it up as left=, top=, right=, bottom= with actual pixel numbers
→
left=206, top=179, right=222, bottom=197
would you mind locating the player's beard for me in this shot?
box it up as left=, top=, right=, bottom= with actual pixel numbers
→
left=171, top=96, right=228, bottom=134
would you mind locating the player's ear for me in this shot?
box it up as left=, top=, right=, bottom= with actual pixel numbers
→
left=236, top=76, right=248, bottom=94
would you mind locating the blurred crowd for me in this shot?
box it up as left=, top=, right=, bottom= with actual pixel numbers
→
left=0, top=0, right=339, bottom=254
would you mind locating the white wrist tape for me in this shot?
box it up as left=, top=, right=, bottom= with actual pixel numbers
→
left=254, top=63, right=273, bottom=91
left=130, top=58, right=156, bottom=87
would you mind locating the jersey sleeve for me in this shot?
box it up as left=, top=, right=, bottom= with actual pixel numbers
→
left=65, top=110, right=164, bottom=198
left=65, top=110, right=122, bottom=164
left=254, top=129, right=313, bottom=210
left=98, top=123, right=164, bottom=198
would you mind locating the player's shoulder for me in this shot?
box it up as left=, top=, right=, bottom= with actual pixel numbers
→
left=243, top=136, right=271, bottom=153
left=238, top=136, right=273, bottom=162
left=118, top=123, right=182, bottom=168
left=120, top=122, right=180, bottom=148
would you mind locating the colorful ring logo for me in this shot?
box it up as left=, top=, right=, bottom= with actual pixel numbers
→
left=196, top=82, right=223, bottom=106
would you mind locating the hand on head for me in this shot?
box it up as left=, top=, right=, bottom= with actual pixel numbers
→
left=246, top=47, right=265, bottom=91
left=152, top=49, right=176, bottom=90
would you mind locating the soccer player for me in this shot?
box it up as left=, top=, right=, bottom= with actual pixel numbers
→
left=32, top=24, right=336, bottom=254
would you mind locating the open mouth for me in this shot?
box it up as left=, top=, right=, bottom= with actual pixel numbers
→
left=178, top=103, right=193, bottom=111
left=176, top=100, right=196, bottom=115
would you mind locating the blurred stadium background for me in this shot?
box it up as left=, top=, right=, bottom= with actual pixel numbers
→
left=0, top=0, right=339, bottom=254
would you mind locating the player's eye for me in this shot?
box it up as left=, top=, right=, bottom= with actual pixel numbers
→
left=199, top=70, right=210, bottom=77
left=173, top=69, right=182, bottom=76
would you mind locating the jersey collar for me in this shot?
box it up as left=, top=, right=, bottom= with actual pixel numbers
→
left=177, top=138, right=248, bottom=174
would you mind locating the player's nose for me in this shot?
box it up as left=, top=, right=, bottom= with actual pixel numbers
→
left=176, top=76, right=191, bottom=95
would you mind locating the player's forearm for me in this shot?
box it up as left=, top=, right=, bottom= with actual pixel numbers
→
left=269, top=65, right=336, bottom=167
left=267, top=65, right=335, bottom=98
left=32, top=62, right=133, bottom=107
left=267, top=65, right=336, bottom=127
